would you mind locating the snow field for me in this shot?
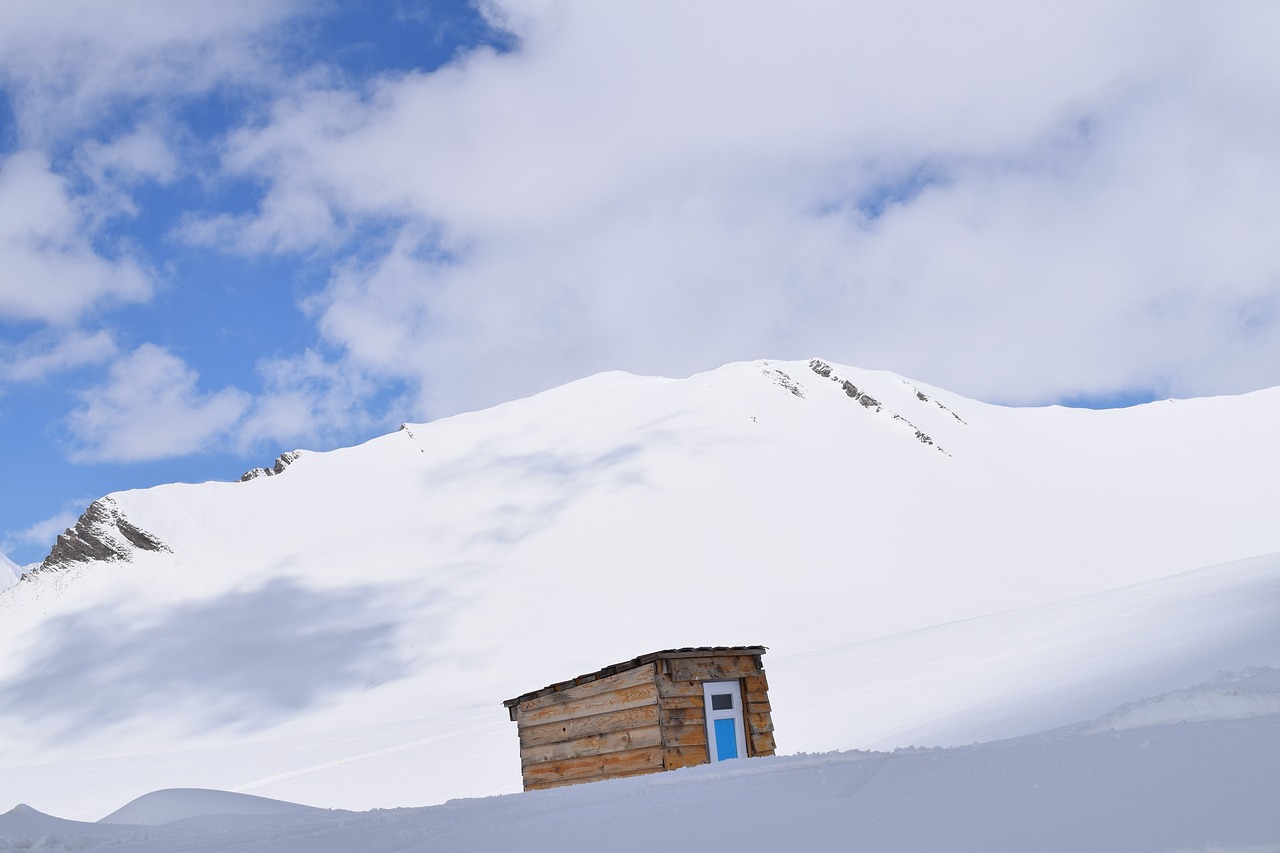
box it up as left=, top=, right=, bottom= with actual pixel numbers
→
left=1, top=359, right=1278, bottom=837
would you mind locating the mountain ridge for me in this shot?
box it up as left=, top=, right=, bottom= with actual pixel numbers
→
left=23, top=355, right=1280, bottom=579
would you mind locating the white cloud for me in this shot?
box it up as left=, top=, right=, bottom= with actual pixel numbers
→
left=0, top=0, right=304, bottom=144
left=237, top=349, right=382, bottom=451
left=0, top=0, right=304, bottom=400
left=78, top=125, right=179, bottom=188
left=176, top=81, right=369, bottom=254
left=176, top=184, right=343, bottom=256
left=67, top=344, right=251, bottom=462
left=213, top=3, right=1167, bottom=237
left=0, top=151, right=153, bottom=325
left=61, top=344, right=374, bottom=464
left=64, top=124, right=186, bottom=232
left=0, top=329, right=117, bottom=383
left=0, top=1, right=318, bottom=401
left=195, top=1, right=1280, bottom=411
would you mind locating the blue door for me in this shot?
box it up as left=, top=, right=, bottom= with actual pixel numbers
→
left=702, top=681, right=748, bottom=761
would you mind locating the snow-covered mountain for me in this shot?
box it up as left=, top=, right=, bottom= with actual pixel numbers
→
left=2, top=358, right=1279, bottom=822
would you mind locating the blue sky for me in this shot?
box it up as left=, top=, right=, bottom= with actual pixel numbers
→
left=2, top=1, right=1279, bottom=565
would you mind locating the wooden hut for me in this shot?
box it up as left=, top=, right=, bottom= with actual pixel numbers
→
left=503, top=646, right=775, bottom=791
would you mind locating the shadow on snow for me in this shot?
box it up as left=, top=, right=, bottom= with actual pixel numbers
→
left=0, top=577, right=414, bottom=739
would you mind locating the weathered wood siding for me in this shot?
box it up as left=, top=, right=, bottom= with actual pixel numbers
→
left=743, top=670, right=776, bottom=757
left=510, top=647, right=775, bottom=790
left=656, top=662, right=709, bottom=769
left=514, top=663, right=664, bottom=790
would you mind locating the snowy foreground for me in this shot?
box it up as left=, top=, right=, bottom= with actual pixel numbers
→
left=5, top=549, right=1280, bottom=852
left=4, top=669, right=1280, bottom=852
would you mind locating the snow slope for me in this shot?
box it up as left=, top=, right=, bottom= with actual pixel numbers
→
left=0, top=554, right=18, bottom=592
left=1, top=358, right=1278, bottom=820
left=4, top=671, right=1280, bottom=851
left=771, top=551, right=1280, bottom=752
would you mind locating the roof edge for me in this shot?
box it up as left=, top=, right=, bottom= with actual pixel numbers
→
left=502, top=645, right=767, bottom=708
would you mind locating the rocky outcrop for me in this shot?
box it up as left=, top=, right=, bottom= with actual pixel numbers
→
left=240, top=451, right=303, bottom=482
left=907, top=384, right=967, bottom=424
left=39, top=497, right=170, bottom=571
left=761, top=365, right=806, bottom=397
left=808, top=359, right=949, bottom=454
left=809, top=360, right=883, bottom=409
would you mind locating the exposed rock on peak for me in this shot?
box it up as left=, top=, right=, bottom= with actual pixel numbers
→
left=906, top=382, right=967, bottom=424
left=760, top=364, right=806, bottom=397
left=39, top=497, right=170, bottom=571
left=808, top=359, right=949, bottom=454
left=240, top=451, right=303, bottom=482
left=809, top=359, right=881, bottom=408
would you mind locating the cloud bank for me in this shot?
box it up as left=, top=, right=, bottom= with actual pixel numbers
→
left=204, top=1, right=1280, bottom=413
left=3, top=0, right=1280, bottom=469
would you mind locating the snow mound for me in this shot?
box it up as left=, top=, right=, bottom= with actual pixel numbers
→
left=0, top=803, right=72, bottom=834
left=0, top=799, right=115, bottom=840
left=1085, top=667, right=1280, bottom=733
left=0, top=803, right=137, bottom=850
left=98, top=788, right=323, bottom=826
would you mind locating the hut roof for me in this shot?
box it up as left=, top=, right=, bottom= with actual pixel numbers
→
left=502, top=645, right=767, bottom=708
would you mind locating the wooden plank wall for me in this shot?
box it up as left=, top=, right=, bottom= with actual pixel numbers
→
left=743, top=670, right=777, bottom=757
left=655, top=663, right=709, bottom=770
left=516, top=664, right=664, bottom=790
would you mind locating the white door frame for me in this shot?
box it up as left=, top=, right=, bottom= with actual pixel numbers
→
left=702, top=679, right=748, bottom=762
